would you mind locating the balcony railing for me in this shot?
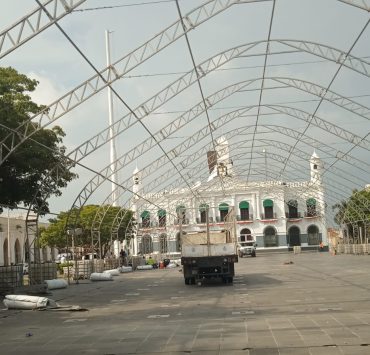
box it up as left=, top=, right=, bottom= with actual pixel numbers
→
left=236, top=214, right=253, bottom=221
left=304, top=211, right=318, bottom=217
left=285, top=212, right=302, bottom=219
left=174, top=218, right=189, bottom=225
left=260, top=212, right=277, bottom=220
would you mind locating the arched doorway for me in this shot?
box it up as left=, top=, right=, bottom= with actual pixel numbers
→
left=3, top=239, right=9, bottom=266
left=240, top=228, right=252, bottom=242
left=14, top=239, right=22, bottom=264
left=307, top=225, right=319, bottom=245
left=159, top=234, right=168, bottom=253
left=141, top=235, right=153, bottom=254
left=264, top=226, right=278, bottom=247
left=288, top=226, right=301, bottom=246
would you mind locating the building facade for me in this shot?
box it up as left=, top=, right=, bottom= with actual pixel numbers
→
left=131, top=139, right=327, bottom=256
left=0, top=215, right=52, bottom=266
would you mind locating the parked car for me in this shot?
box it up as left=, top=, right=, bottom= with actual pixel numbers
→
left=238, top=241, right=257, bottom=257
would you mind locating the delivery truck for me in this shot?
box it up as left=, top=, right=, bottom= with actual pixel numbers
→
left=180, top=208, right=238, bottom=285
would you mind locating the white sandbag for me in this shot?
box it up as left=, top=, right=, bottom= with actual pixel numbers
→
left=45, top=279, right=68, bottom=290
left=3, top=295, right=56, bottom=310
left=171, top=259, right=181, bottom=266
left=90, top=272, right=113, bottom=281
left=137, top=265, right=153, bottom=270
left=103, top=269, right=120, bottom=276
left=119, top=266, right=133, bottom=273
left=166, top=263, right=177, bottom=268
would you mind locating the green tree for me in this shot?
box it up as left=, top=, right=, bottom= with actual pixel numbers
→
left=0, top=67, right=76, bottom=213
left=40, top=205, right=134, bottom=256
left=332, top=188, right=370, bottom=240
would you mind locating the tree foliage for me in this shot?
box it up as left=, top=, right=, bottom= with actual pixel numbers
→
left=40, top=205, right=134, bottom=256
left=0, top=67, right=76, bottom=214
left=332, top=188, right=370, bottom=238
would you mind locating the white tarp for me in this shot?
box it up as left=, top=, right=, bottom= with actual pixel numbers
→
left=103, top=269, right=120, bottom=276
left=137, top=265, right=153, bottom=270
left=90, top=272, right=113, bottom=281
left=45, top=279, right=68, bottom=290
left=3, top=295, right=57, bottom=310
left=119, top=266, right=133, bottom=273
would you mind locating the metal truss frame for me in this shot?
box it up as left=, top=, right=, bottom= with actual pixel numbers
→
left=1, top=38, right=370, bottom=166
left=337, top=0, right=370, bottom=11
left=87, top=122, right=367, bottom=240
left=0, top=0, right=86, bottom=59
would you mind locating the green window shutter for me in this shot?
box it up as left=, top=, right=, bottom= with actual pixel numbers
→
left=141, top=210, right=150, bottom=218
left=199, top=203, right=209, bottom=212
left=158, top=209, right=166, bottom=217
left=176, top=205, right=186, bottom=213
left=239, top=201, right=249, bottom=209
left=219, top=203, right=229, bottom=211
left=263, top=199, right=273, bottom=207
left=306, top=198, right=316, bottom=206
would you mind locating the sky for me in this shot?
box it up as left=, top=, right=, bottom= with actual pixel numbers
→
left=1, top=0, right=369, bottom=224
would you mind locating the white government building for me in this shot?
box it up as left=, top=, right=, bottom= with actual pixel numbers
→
left=131, top=137, right=327, bottom=256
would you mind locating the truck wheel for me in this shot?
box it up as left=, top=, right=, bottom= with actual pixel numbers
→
left=184, top=278, right=190, bottom=285
left=190, top=277, right=196, bottom=285
left=228, top=277, right=233, bottom=283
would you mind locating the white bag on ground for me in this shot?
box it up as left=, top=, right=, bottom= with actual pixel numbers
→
left=137, top=265, right=153, bottom=270
left=45, top=279, right=68, bottom=290
left=103, top=269, right=120, bottom=276
left=166, top=263, right=177, bottom=268
left=90, top=272, right=113, bottom=281
left=119, top=266, right=133, bottom=273
left=3, top=295, right=56, bottom=310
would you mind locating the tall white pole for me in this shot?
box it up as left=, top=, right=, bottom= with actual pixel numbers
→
left=7, top=209, right=11, bottom=265
left=105, top=30, right=118, bottom=207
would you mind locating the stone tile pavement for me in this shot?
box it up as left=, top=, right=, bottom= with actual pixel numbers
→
left=1, top=252, right=370, bottom=354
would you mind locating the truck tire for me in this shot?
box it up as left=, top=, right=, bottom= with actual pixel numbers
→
left=185, top=278, right=190, bottom=285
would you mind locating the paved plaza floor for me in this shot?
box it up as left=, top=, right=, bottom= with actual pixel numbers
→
left=1, top=252, right=370, bottom=354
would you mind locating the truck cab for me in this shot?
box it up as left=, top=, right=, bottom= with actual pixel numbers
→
left=238, top=241, right=257, bottom=257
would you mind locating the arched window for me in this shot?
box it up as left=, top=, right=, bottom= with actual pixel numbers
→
left=219, top=203, right=229, bottom=221
left=141, top=210, right=150, bottom=228
left=3, top=239, right=9, bottom=266
left=176, top=205, right=186, bottom=225
left=264, top=226, right=278, bottom=247
left=306, top=198, right=316, bottom=217
left=263, top=199, right=274, bottom=219
left=307, top=225, right=319, bottom=245
left=287, top=200, right=298, bottom=218
left=14, top=239, right=22, bottom=264
left=158, top=209, right=166, bottom=227
left=159, top=234, right=168, bottom=254
left=288, top=226, right=301, bottom=246
left=239, top=201, right=249, bottom=221
left=141, top=235, right=153, bottom=254
left=199, top=204, right=209, bottom=223
left=240, top=228, right=252, bottom=242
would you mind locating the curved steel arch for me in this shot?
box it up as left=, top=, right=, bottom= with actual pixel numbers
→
left=0, top=0, right=86, bottom=59
left=84, top=93, right=370, bottom=237
left=72, top=99, right=370, bottom=225
left=106, top=126, right=367, bottom=236
left=2, top=37, right=370, bottom=165
left=0, top=0, right=254, bottom=165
